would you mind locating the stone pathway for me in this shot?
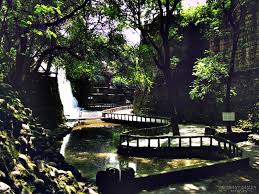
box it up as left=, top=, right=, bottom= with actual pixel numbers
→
left=113, top=109, right=133, bottom=115
left=237, top=141, right=259, bottom=170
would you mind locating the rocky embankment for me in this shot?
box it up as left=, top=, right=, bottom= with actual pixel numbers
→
left=0, top=84, right=96, bottom=194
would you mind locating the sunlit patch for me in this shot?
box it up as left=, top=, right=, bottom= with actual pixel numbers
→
left=73, top=119, right=121, bottom=131
left=239, top=176, right=250, bottom=182
left=183, top=183, right=201, bottom=191
left=127, top=157, right=153, bottom=164
left=166, top=159, right=208, bottom=168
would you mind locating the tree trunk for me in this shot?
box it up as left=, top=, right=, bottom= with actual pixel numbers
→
left=163, top=69, right=180, bottom=135
left=225, top=31, right=239, bottom=133
left=8, top=35, right=28, bottom=88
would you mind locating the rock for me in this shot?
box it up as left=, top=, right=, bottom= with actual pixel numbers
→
left=0, top=133, right=7, bottom=142
left=56, top=169, right=68, bottom=175
left=65, top=185, right=77, bottom=194
left=24, top=108, right=32, bottom=116
left=47, top=162, right=57, bottom=167
left=19, top=136, right=28, bottom=145
left=20, top=129, right=28, bottom=136
left=21, top=187, right=32, bottom=194
left=18, top=154, right=35, bottom=171
left=34, top=178, right=44, bottom=189
left=19, top=154, right=29, bottom=163
left=15, top=163, right=26, bottom=172
left=10, top=170, right=22, bottom=179
left=49, top=168, right=56, bottom=177
left=88, top=188, right=98, bottom=194
left=7, top=104, right=18, bottom=114
left=37, top=160, right=45, bottom=173
left=0, top=170, right=6, bottom=178
left=0, top=182, right=11, bottom=193
left=0, top=99, right=7, bottom=108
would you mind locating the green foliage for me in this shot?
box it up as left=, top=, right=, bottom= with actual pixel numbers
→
left=170, top=56, right=180, bottom=69
left=112, top=45, right=154, bottom=89
left=0, top=0, right=66, bottom=82
left=237, top=102, right=259, bottom=132
left=34, top=4, right=62, bottom=16
left=181, top=1, right=231, bottom=37
left=100, top=4, right=120, bottom=20
left=190, top=51, right=229, bottom=102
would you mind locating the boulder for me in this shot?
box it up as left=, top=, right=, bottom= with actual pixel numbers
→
left=0, top=99, right=7, bottom=108
left=10, top=170, right=22, bottom=179
left=22, top=124, right=30, bottom=131
left=0, top=170, right=6, bottom=178
left=0, top=182, right=11, bottom=193
left=34, top=178, right=45, bottom=189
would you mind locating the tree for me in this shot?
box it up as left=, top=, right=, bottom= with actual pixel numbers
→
left=0, top=0, right=90, bottom=88
left=103, top=0, right=183, bottom=135
left=221, top=0, right=245, bottom=132
left=190, top=0, right=246, bottom=132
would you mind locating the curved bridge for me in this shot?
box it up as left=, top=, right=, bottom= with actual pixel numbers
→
left=102, top=105, right=243, bottom=159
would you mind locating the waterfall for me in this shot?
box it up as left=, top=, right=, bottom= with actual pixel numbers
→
left=57, top=68, right=81, bottom=119
left=60, top=134, right=71, bottom=156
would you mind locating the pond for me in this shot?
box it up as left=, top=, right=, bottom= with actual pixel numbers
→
left=62, top=121, right=210, bottom=181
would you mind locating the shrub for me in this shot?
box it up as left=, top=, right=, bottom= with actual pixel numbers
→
left=237, top=102, right=259, bottom=133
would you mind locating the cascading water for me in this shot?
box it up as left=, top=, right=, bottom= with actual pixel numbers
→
left=57, top=68, right=81, bottom=119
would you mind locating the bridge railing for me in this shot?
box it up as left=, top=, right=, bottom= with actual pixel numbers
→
left=102, top=105, right=133, bottom=114
left=119, top=134, right=242, bottom=157
left=101, top=105, right=243, bottom=158
left=102, top=112, right=169, bottom=125
left=102, top=111, right=171, bottom=136
left=124, top=124, right=171, bottom=136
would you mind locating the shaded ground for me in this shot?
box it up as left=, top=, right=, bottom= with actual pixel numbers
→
left=142, top=142, right=259, bottom=194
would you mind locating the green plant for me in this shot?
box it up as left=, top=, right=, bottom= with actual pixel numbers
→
left=237, top=102, right=259, bottom=133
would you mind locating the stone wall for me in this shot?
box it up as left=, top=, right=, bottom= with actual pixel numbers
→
left=21, top=73, right=64, bottom=128
left=209, top=0, right=259, bottom=71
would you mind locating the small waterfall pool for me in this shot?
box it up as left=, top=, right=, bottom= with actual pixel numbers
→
left=61, top=124, right=210, bottom=181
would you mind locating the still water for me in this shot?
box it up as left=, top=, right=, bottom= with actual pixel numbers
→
left=62, top=125, right=209, bottom=181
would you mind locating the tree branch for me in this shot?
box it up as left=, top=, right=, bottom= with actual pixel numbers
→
left=30, top=0, right=89, bottom=31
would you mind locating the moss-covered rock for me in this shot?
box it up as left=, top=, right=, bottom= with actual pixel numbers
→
left=0, top=83, right=95, bottom=194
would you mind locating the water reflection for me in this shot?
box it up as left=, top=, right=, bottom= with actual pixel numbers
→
left=63, top=126, right=209, bottom=181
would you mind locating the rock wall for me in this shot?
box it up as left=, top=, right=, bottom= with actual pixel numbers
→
left=21, top=73, right=64, bottom=128
left=0, top=83, right=93, bottom=193
left=209, top=0, right=259, bottom=71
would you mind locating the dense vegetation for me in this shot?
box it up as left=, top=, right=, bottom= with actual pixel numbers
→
left=0, top=0, right=258, bottom=193
left=0, top=0, right=256, bottom=130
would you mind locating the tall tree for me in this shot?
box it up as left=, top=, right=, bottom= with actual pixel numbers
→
left=221, top=0, right=245, bottom=132
left=190, top=0, right=246, bottom=132
left=105, top=0, right=182, bottom=135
